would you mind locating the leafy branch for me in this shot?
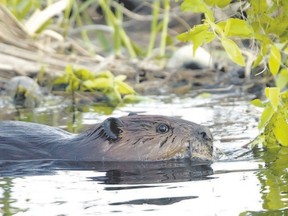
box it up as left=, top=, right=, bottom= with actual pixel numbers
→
left=54, top=65, right=137, bottom=107
left=177, top=0, right=288, bottom=147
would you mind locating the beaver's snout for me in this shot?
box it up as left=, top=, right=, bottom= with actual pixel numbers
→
left=194, top=124, right=213, bottom=142
left=198, top=131, right=213, bottom=142
left=186, top=126, right=213, bottom=162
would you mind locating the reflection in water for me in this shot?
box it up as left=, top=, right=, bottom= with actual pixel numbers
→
left=240, top=147, right=288, bottom=215
left=258, top=148, right=288, bottom=210
left=0, top=160, right=213, bottom=184
left=240, top=209, right=288, bottom=216
left=0, top=178, right=27, bottom=215
left=0, top=160, right=213, bottom=215
left=90, top=161, right=213, bottom=184
left=0, top=160, right=56, bottom=176
left=109, top=196, right=197, bottom=205
left=3, top=147, right=288, bottom=215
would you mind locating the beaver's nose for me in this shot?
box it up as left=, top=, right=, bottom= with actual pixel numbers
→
left=197, top=130, right=213, bottom=142
left=200, top=131, right=209, bottom=140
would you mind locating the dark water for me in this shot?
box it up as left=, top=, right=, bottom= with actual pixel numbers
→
left=1, top=93, right=288, bottom=215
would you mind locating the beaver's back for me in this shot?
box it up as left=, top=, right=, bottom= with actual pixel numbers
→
left=0, top=121, right=72, bottom=160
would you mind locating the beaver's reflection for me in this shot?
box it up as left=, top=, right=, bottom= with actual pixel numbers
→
left=0, top=160, right=213, bottom=184
left=109, top=196, right=198, bottom=206
left=89, top=160, right=214, bottom=184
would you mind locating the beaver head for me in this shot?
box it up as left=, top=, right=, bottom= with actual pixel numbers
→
left=80, top=114, right=213, bottom=162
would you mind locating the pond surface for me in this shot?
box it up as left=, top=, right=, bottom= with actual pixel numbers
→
left=1, top=93, right=288, bottom=216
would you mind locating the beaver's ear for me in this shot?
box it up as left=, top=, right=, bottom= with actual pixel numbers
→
left=128, top=112, right=138, bottom=116
left=103, top=117, right=122, bottom=141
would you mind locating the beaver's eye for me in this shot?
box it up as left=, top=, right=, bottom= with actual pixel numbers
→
left=156, top=123, right=169, bottom=133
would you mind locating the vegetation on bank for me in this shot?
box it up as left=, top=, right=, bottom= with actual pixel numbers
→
left=177, top=0, right=288, bottom=148
left=1, top=0, right=288, bottom=147
left=54, top=66, right=137, bottom=106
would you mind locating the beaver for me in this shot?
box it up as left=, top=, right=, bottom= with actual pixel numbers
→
left=0, top=114, right=213, bottom=162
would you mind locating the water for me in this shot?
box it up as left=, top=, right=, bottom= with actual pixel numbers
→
left=1, top=93, right=288, bottom=215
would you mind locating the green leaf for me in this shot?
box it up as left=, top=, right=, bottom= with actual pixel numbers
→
left=251, top=99, right=265, bottom=107
left=253, top=43, right=268, bottom=68
left=204, top=11, right=214, bottom=22
left=66, top=79, right=80, bottom=92
left=250, top=0, right=268, bottom=14
left=265, top=87, right=280, bottom=110
left=273, top=115, right=288, bottom=146
left=204, top=0, right=231, bottom=8
left=177, top=24, right=208, bottom=42
left=83, top=78, right=113, bottom=90
left=268, top=45, right=281, bottom=76
left=96, top=70, right=114, bottom=79
left=254, top=32, right=272, bottom=44
left=65, top=64, right=74, bottom=74
left=115, top=79, right=136, bottom=95
left=74, top=68, right=95, bottom=81
left=221, top=37, right=245, bottom=66
left=53, top=75, right=68, bottom=85
left=106, top=88, right=122, bottom=106
left=54, top=65, right=74, bottom=85
left=181, top=0, right=208, bottom=13
left=180, top=0, right=214, bottom=21
left=252, top=53, right=263, bottom=68
left=258, top=105, right=274, bottom=130
left=267, top=15, right=288, bottom=37
left=276, top=68, right=288, bottom=90
left=207, top=19, right=224, bottom=36
left=177, top=24, right=215, bottom=53
left=223, top=18, right=254, bottom=37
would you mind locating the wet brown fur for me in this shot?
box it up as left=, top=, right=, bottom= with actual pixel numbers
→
left=0, top=115, right=213, bottom=161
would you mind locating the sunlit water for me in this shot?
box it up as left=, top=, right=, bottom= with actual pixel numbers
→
left=1, top=93, right=288, bottom=215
